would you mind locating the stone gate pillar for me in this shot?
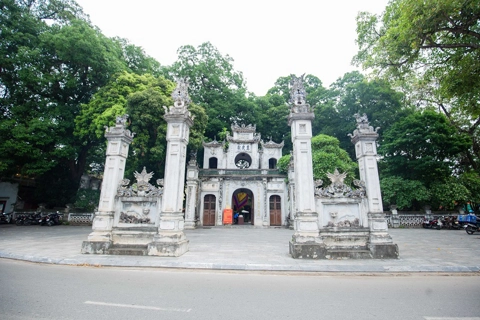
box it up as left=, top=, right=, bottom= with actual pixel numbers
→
left=287, top=75, right=325, bottom=259
left=148, top=79, right=193, bottom=257
left=82, top=115, right=134, bottom=254
left=184, top=154, right=199, bottom=229
left=350, top=113, right=398, bottom=258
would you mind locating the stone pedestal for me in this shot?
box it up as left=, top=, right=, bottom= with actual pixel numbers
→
left=289, top=212, right=326, bottom=259
left=148, top=211, right=189, bottom=256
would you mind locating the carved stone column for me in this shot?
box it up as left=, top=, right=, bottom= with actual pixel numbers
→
left=184, top=155, right=199, bottom=229
left=287, top=75, right=325, bottom=259
left=82, top=115, right=134, bottom=254
left=217, top=178, right=224, bottom=225
left=148, top=79, right=193, bottom=257
left=262, top=177, right=269, bottom=226
left=350, top=114, right=398, bottom=258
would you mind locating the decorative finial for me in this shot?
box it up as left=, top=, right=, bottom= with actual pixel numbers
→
left=289, top=74, right=307, bottom=106
left=172, top=77, right=191, bottom=108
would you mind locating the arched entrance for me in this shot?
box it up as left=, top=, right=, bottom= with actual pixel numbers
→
left=232, top=188, right=254, bottom=225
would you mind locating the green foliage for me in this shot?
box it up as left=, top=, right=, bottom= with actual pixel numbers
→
left=355, top=0, right=480, bottom=112
left=114, top=37, right=162, bottom=76
left=166, top=42, right=252, bottom=139
left=252, top=93, right=291, bottom=153
left=429, top=178, right=470, bottom=210
left=277, top=154, right=291, bottom=174
left=278, top=134, right=357, bottom=185
left=311, top=135, right=357, bottom=184
left=74, top=189, right=100, bottom=212
left=380, top=176, right=430, bottom=210
left=459, top=171, right=480, bottom=204
left=380, top=108, right=471, bottom=185
left=76, top=71, right=206, bottom=179
left=354, top=0, right=480, bottom=170
left=315, top=71, right=412, bottom=157
left=0, top=0, right=131, bottom=205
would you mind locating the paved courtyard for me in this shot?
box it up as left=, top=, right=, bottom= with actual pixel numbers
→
left=0, top=224, right=479, bottom=273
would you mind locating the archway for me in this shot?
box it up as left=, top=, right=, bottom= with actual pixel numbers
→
left=232, top=188, right=254, bottom=225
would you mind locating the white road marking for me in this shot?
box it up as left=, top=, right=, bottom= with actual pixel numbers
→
left=85, top=301, right=191, bottom=313
left=424, top=318, right=480, bottom=320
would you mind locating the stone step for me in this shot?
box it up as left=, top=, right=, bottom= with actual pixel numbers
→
left=108, top=245, right=148, bottom=256
left=326, top=249, right=372, bottom=259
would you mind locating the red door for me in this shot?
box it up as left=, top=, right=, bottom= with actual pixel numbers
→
left=269, top=195, right=282, bottom=226
left=203, top=195, right=216, bottom=226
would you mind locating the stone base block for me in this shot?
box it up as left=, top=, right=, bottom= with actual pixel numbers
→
left=184, top=221, right=197, bottom=230
left=369, top=243, right=399, bottom=259
left=147, top=240, right=189, bottom=257
left=326, top=249, right=372, bottom=259
left=289, top=241, right=327, bottom=259
left=81, top=241, right=112, bottom=254
left=108, top=244, right=148, bottom=256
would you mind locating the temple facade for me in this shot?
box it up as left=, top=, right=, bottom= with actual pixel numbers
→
left=184, top=123, right=289, bottom=228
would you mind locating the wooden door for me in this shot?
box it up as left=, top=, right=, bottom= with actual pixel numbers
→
left=269, top=195, right=282, bottom=226
left=203, top=195, right=216, bottom=226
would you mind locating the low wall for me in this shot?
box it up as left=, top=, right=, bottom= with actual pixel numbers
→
left=14, top=210, right=94, bottom=226
left=385, top=211, right=459, bottom=228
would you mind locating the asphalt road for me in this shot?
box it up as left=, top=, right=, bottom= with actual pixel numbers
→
left=1, top=259, right=480, bottom=320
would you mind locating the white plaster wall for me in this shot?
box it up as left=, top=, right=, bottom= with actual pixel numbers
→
left=203, top=147, right=225, bottom=169
left=261, top=148, right=282, bottom=169
left=226, top=143, right=259, bottom=169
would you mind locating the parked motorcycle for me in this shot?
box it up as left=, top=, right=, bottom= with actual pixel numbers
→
left=422, top=216, right=441, bottom=229
left=40, top=211, right=62, bottom=226
left=47, top=211, right=62, bottom=226
left=16, top=212, right=42, bottom=226
left=442, top=215, right=462, bottom=230
left=0, top=211, right=13, bottom=224
left=464, top=222, right=479, bottom=235
left=16, top=214, right=32, bottom=226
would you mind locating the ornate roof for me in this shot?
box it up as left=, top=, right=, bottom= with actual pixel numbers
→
left=231, top=123, right=256, bottom=133
left=202, top=137, right=224, bottom=148
left=260, top=138, right=284, bottom=149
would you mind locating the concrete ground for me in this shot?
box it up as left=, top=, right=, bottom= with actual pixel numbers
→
left=0, top=224, right=479, bottom=273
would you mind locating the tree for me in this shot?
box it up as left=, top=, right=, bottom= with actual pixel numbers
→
left=76, top=71, right=207, bottom=179
left=166, top=42, right=253, bottom=139
left=114, top=37, right=162, bottom=76
left=379, top=108, right=471, bottom=186
left=355, top=0, right=480, bottom=111
left=314, top=71, right=412, bottom=157
left=380, top=176, right=430, bottom=210
left=354, top=0, right=480, bottom=170
left=264, top=74, right=331, bottom=154
left=0, top=0, right=146, bottom=205
left=278, top=134, right=357, bottom=185
left=251, top=93, right=291, bottom=153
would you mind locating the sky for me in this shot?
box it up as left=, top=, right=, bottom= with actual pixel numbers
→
left=74, top=0, right=389, bottom=96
